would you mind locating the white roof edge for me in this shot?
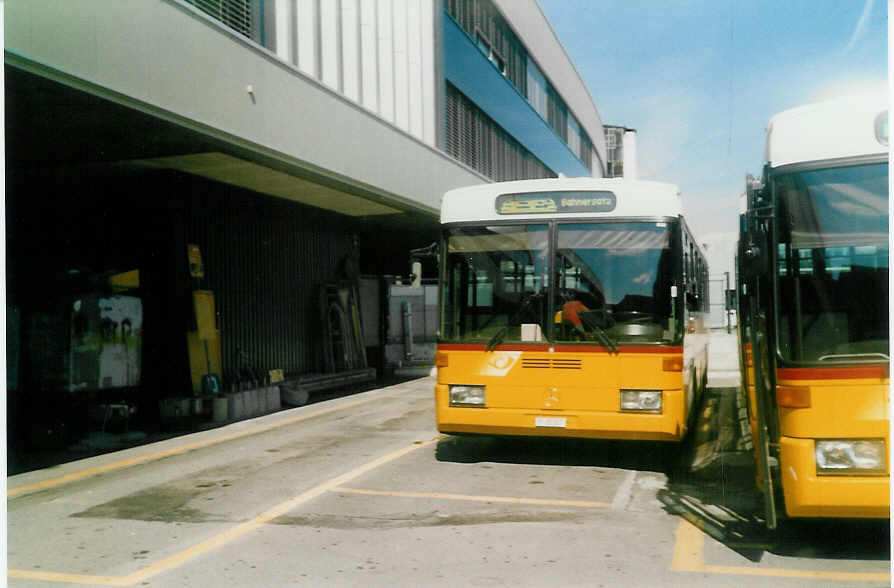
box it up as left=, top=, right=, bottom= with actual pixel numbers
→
left=766, top=92, right=889, bottom=167
left=444, top=176, right=678, bottom=196
left=441, top=177, right=683, bottom=224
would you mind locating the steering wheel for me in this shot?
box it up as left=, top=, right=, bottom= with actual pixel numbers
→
left=515, top=289, right=547, bottom=322
left=612, top=310, right=658, bottom=324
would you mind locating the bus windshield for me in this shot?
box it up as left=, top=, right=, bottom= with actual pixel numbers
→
left=555, top=222, right=676, bottom=344
left=443, top=224, right=550, bottom=344
left=441, top=221, right=679, bottom=345
left=774, top=162, right=889, bottom=363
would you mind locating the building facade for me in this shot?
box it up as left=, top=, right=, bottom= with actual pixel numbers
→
left=604, top=125, right=637, bottom=179
left=5, top=0, right=611, bottom=454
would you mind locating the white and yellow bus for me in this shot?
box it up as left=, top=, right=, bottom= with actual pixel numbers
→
left=737, top=93, right=889, bottom=527
left=435, top=177, right=709, bottom=442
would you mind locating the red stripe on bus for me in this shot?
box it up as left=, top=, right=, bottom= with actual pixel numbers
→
left=777, top=366, right=889, bottom=380
left=437, top=343, right=683, bottom=354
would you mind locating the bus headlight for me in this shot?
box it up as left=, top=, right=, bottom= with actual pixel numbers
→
left=620, top=390, right=662, bottom=413
left=449, top=385, right=486, bottom=407
left=815, top=439, right=886, bottom=474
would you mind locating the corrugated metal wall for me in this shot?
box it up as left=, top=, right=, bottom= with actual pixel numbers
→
left=445, top=82, right=555, bottom=181
left=181, top=177, right=352, bottom=380
left=269, top=0, right=438, bottom=147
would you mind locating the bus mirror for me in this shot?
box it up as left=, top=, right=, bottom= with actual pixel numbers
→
left=745, top=173, right=764, bottom=207
left=740, top=238, right=768, bottom=278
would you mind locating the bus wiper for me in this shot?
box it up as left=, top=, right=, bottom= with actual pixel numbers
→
left=579, top=311, right=618, bottom=353
left=580, top=313, right=618, bottom=354
left=593, top=325, right=618, bottom=354
left=818, top=352, right=889, bottom=362
left=485, top=320, right=553, bottom=351
left=486, top=326, right=509, bottom=351
left=485, top=290, right=550, bottom=351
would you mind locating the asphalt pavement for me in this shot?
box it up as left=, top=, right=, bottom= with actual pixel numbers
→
left=7, top=329, right=889, bottom=587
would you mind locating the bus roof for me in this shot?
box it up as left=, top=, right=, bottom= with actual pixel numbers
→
left=441, top=177, right=682, bottom=224
left=765, top=92, right=888, bottom=168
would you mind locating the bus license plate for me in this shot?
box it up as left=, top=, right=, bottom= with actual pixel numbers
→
left=535, top=416, right=567, bottom=428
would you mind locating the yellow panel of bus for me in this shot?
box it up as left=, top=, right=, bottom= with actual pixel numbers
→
left=775, top=367, right=889, bottom=519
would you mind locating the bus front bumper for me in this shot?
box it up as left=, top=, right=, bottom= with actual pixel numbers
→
left=779, top=437, right=890, bottom=519
left=436, top=397, right=685, bottom=442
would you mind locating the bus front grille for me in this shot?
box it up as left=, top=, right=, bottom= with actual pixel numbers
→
left=522, top=358, right=551, bottom=369
left=521, top=358, right=582, bottom=370
left=552, top=359, right=582, bottom=369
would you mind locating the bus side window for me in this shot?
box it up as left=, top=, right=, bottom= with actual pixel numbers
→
left=687, top=288, right=699, bottom=312
left=703, top=266, right=709, bottom=311
left=695, top=256, right=703, bottom=311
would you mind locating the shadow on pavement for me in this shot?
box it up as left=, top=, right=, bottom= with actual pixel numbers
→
left=660, top=454, right=890, bottom=563
left=435, top=433, right=683, bottom=474
left=661, top=451, right=775, bottom=562
left=660, top=382, right=890, bottom=563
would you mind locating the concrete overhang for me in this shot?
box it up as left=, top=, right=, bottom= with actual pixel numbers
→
left=5, top=0, right=486, bottom=221
left=132, top=152, right=401, bottom=216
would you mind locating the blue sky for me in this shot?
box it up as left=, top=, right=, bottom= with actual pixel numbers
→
left=538, top=0, right=888, bottom=239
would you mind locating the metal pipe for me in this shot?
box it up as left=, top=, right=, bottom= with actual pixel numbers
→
left=402, top=301, right=414, bottom=360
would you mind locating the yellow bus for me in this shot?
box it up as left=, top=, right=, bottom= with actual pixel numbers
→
left=435, top=178, right=709, bottom=442
left=737, top=93, right=889, bottom=528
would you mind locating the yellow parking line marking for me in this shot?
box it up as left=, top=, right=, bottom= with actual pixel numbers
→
left=670, top=517, right=706, bottom=571
left=701, top=564, right=891, bottom=582
left=8, top=437, right=439, bottom=585
left=8, top=393, right=390, bottom=498
left=332, top=486, right=611, bottom=509
left=7, top=569, right=129, bottom=586
left=671, top=519, right=890, bottom=582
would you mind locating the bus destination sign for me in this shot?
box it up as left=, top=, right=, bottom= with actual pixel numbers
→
left=496, top=191, right=616, bottom=215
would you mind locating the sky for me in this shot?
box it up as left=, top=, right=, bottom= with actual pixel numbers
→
left=538, top=0, right=889, bottom=241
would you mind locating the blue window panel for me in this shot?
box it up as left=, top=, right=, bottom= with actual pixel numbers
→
left=443, top=16, right=590, bottom=178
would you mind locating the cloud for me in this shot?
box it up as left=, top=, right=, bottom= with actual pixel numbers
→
left=813, top=77, right=888, bottom=102
left=842, top=0, right=875, bottom=55
left=634, top=92, right=701, bottom=179
left=633, top=273, right=652, bottom=285
left=623, top=49, right=734, bottom=182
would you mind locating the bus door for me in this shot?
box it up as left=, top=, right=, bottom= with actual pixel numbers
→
left=739, top=177, right=780, bottom=529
